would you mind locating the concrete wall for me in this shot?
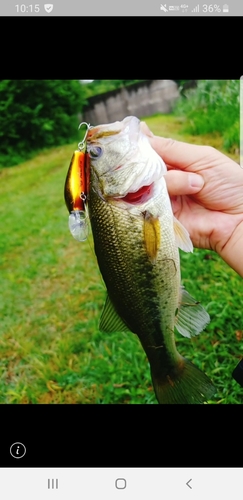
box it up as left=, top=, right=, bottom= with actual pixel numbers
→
left=81, top=80, right=179, bottom=125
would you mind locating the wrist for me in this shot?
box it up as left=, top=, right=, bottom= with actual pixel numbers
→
left=218, top=220, right=243, bottom=278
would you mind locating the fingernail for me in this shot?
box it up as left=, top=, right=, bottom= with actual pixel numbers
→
left=140, top=122, right=154, bottom=137
left=189, top=174, right=204, bottom=189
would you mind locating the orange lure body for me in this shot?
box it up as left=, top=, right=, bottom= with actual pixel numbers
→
left=64, top=150, right=88, bottom=213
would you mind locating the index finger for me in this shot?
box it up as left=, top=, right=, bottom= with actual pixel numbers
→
left=149, top=136, right=216, bottom=172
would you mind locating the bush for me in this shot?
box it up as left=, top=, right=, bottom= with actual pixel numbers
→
left=0, top=80, right=86, bottom=167
left=173, top=80, right=240, bottom=153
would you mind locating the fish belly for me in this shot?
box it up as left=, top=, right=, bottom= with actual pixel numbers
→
left=89, top=188, right=180, bottom=365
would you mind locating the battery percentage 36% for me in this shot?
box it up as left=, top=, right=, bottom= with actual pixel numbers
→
left=202, top=4, right=221, bottom=11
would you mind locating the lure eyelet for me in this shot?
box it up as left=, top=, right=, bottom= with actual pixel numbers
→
left=78, top=122, right=92, bottom=151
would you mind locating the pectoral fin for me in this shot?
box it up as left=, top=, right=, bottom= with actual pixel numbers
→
left=175, top=286, right=210, bottom=338
left=144, top=211, right=161, bottom=262
left=173, top=217, right=193, bottom=252
left=99, top=294, right=130, bottom=333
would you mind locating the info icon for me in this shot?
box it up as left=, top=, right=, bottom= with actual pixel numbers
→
left=10, top=442, right=26, bottom=459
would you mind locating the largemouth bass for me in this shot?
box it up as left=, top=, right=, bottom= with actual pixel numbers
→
left=72, top=116, right=215, bottom=404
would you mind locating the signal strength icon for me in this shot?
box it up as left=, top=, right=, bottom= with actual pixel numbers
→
left=191, top=4, right=199, bottom=11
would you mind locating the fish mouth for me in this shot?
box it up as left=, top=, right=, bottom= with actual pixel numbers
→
left=87, top=116, right=166, bottom=207
left=87, top=128, right=120, bottom=142
left=87, top=121, right=123, bottom=143
left=87, top=116, right=140, bottom=143
left=114, top=183, right=154, bottom=205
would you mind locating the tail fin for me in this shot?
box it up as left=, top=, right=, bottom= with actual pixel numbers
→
left=151, top=357, right=215, bottom=404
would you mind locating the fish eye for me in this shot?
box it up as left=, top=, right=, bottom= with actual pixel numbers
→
left=88, top=146, right=103, bottom=159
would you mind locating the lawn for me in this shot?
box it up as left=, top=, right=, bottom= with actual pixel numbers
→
left=0, top=114, right=242, bottom=404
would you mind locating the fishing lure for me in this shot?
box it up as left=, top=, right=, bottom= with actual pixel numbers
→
left=64, top=122, right=91, bottom=242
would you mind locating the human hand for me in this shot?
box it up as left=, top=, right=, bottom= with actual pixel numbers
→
left=141, top=122, right=243, bottom=276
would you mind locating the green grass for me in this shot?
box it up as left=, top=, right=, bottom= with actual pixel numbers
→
left=143, top=114, right=239, bottom=162
left=0, top=115, right=242, bottom=404
left=172, top=80, right=240, bottom=156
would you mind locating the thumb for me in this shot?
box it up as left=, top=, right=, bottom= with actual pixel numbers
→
left=140, top=121, right=154, bottom=138
left=140, top=123, right=205, bottom=193
left=165, top=170, right=205, bottom=196
left=149, top=135, right=212, bottom=172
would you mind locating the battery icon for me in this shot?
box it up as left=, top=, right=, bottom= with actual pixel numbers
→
left=222, top=4, right=229, bottom=12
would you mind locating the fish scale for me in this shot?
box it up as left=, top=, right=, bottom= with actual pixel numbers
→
left=89, top=180, right=181, bottom=371
left=65, top=116, right=216, bottom=403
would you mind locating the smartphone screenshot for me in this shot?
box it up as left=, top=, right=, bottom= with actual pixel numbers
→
left=0, top=1, right=242, bottom=497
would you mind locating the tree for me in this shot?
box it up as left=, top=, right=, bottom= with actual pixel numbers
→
left=0, top=80, right=86, bottom=167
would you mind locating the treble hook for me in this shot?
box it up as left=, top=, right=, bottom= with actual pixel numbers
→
left=78, top=122, right=93, bottom=151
